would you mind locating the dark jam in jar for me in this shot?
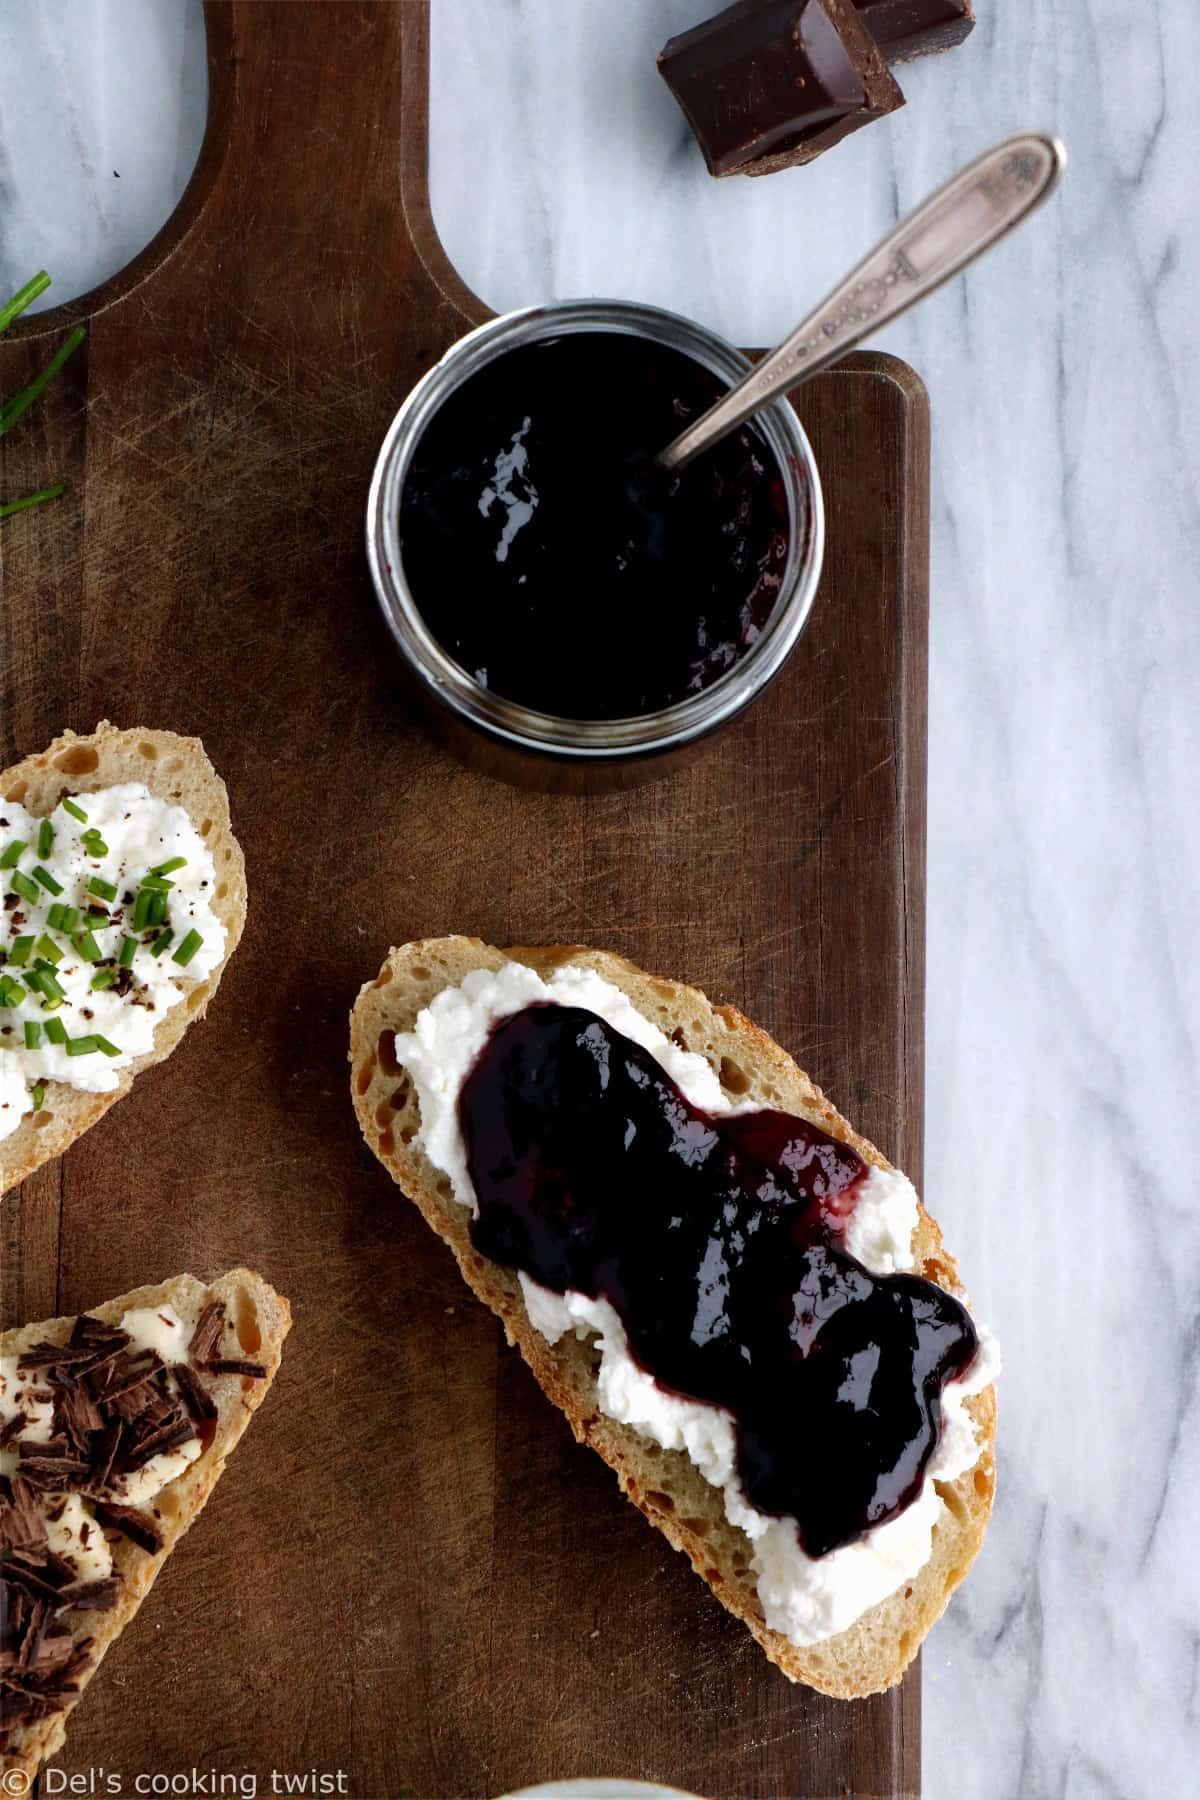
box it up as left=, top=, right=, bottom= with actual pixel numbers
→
left=398, top=332, right=791, bottom=720
left=460, top=1004, right=980, bottom=1560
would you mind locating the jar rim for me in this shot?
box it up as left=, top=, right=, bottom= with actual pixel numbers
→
left=366, top=299, right=825, bottom=762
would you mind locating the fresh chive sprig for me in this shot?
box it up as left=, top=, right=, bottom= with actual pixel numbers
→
left=0, top=326, right=87, bottom=438
left=0, top=272, right=87, bottom=521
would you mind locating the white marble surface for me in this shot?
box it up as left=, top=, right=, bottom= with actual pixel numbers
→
left=2, top=3, right=1199, bottom=1796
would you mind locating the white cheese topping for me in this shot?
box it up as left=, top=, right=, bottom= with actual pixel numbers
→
left=396, top=961, right=1001, bottom=1647
left=0, top=784, right=225, bottom=1141
left=0, top=1353, right=56, bottom=1477
left=0, top=1299, right=209, bottom=1584
left=113, top=1301, right=205, bottom=1502
left=45, top=1493, right=113, bottom=1583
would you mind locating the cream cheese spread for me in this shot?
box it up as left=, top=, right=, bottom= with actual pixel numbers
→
left=395, top=960, right=1000, bottom=1646
left=0, top=783, right=225, bottom=1141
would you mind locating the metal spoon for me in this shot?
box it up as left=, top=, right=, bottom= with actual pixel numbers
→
left=657, top=132, right=1066, bottom=474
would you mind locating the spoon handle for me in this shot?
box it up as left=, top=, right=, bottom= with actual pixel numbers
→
left=658, top=132, right=1066, bottom=474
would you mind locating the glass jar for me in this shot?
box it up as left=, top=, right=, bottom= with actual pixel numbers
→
left=366, top=299, right=824, bottom=790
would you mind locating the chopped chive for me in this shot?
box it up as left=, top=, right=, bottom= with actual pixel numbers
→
left=0, top=271, right=51, bottom=335
left=11, top=870, right=39, bottom=904
left=30, top=1081, right=45, bottom=1110
left=88, top=875, right=118, bottom=901
left=118, top=935, right=137, bottom=967
left=33, top=935, right=62, bottom=964
left=148, top=892, right=168, bottom=928
left=131, top=890, right=154, bottom=931
left=0, top=483, right=67, bottom=523
left=36, top=969, right=65, bottom=1003
left=23, top=970, right=45, bottom=997
left=46, top=902, right=76, bottom=932
left=7, top=936, right=34, bottom=967
left=0, top=977, right=22, bottom=1007
left=172, top=929, right=203, bottom=967
left=79, top=832, right=108, bottom=858
left=150, top=929, right=175, bottom=957
left=36, top=819, right=54, bottom=858
left=32, top=865, right=63, bottom=896
left=72, top=931, right=102, bottom=963
left=90, top=967, right=118, bottom=991
left=65, top=1034, right=100, bottom=1056
left=0, top=839, right=27, bottom=869
left=61, top=798, right=87, bottom=823
left=43, top=1017, right=67, bottom=1045
left=94, top=1035, right=120, bottom=1057
left=24, top=1019, right=42, bottom=1049
left=150, top=857, right=187, bottom=877
left=139, top=875, right=174, bottom=893
left=0, top=326, right=87, bottom=438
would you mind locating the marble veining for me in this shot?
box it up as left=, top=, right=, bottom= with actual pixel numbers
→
left=1, top=3, right=1198, bottom=1796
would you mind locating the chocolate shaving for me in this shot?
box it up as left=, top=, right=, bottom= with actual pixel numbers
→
left=0, top=1477, right=48, bottom=1552
left=0, top=1411, right=27, bottom=1449
left=0, top=1298, right=230, bottom=1743
left=201, top=1358, right=267, bottom=1379
left=55, top=1576, right=122, bottom=1614
left=172, top=1363, right=218, bottom=1424
left=54, top=1383, right=103, bottom=1445
left=1, top=1561, right=66, bottom=1604
left=15, top=1456, right=92, bottom=1493
left=91, top=1500, right=164, bottom=1556
left=70, top=1315, right=132, bottom=1352
left=86, top=1348, right=162, bottom=1403
left=28, top=1621, right=80, bottom=1672
left=122, top=1417, right=195, bottom=1471
left=188, top=1301, right=226, bottom=1364
left=88, top=1421, right=122, bottom=1491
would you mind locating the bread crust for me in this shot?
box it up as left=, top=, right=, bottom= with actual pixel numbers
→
left=349, top=935, right=997, bottom=1700
left=1, top=1266, right=291, bottom=1780
left=0, top=722, right=247, bottom=1194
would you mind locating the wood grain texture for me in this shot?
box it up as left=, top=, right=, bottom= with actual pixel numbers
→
left=0, top=4, right=929, bottom=1796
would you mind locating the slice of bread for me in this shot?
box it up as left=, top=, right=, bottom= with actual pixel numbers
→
left=349, top=936, right=996, bottom=1700
left=0, top=722, right=247, bottom=1194
left=1, top=1266, right=290, bottom=1780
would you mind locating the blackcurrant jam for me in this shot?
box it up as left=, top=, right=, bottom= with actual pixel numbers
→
left=460, top=1004, right=980, bottom=1560
left=398, top=332, right=790, bottom=721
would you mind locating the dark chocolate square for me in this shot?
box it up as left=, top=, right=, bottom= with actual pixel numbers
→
left=658, top=0, right=904, bottom=178
left=854, top=0, right=975, bottom=64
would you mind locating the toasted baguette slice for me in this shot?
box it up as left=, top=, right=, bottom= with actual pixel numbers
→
left=349, top=936, right=996, bottom=1700
left=1, top=1266, right=290, bottom=1779
left=0, top=722, right=247, bottom=1194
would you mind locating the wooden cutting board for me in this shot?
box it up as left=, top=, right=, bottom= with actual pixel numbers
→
left=0, top=4, right=929, bottom=1796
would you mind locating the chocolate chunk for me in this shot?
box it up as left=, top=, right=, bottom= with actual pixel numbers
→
left=658, top=0, right=903, bottom=177
left=91, top=1499, right=164, bottom=1555
left=855, top=0, right=974, bottom=62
